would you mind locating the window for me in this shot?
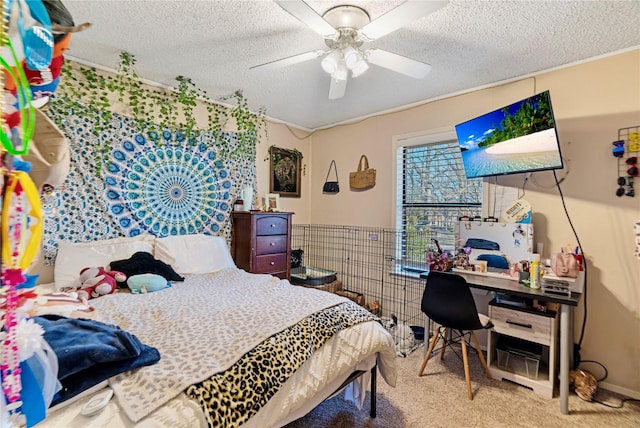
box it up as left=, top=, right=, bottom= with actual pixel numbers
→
left=395, top=131, right=482, bottom=266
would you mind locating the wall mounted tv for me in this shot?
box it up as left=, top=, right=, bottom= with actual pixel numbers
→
left=455, top=90, right=564, bottom=179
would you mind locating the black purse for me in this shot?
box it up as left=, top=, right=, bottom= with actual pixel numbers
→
left=323, top=160, right=340, bottom=193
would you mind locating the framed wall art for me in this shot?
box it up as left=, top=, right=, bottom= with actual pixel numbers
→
left=269, top=146, right=302, bottom=197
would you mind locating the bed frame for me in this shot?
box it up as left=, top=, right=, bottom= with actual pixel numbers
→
left=331, top=365, right=377, bottom=418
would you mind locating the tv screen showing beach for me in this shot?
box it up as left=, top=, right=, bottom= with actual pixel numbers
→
left=455, top=91, right=563, bottom=179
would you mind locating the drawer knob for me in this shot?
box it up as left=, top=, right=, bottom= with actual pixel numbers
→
left=270, top=261, right=275, bottom=266
left=270, top=242, right=276, bottom=246
left=506, top=320, right=532, bottom=329
left=270, top=224, right=276, bottom=228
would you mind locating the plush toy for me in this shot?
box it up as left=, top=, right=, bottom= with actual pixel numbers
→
left=78, top=267, right=126, bottom=300
left=126, top=274, right=171, bottom=294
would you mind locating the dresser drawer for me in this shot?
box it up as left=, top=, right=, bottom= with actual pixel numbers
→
left=256, top=235, right=287, bottom=255
left=255, top=253, right=288, bottom=273
left=255, top=216, right=289, bottom=235
left=490, top=305, right=554, bottom=345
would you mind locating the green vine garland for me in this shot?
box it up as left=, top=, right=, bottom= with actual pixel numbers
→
left=51, top=51, right=267, bottom=175
left=265, top=145, right=306, bottom=176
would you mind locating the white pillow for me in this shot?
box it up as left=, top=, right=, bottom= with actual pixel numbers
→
left=54, top=235, right=155, bottom=291
left=154, top=234, right=236, bottom=274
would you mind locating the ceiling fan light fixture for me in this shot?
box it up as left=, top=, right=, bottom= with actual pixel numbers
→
left=343, top=44, right=362, bottom=69
left=331, top=59, right=348, bottom=81
left=351, top=59, right=369, bottom=78
left=321, top=49, right=341, bottom=74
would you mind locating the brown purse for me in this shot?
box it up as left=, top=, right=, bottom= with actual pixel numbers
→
left=349, top=155, right=376, bottom=189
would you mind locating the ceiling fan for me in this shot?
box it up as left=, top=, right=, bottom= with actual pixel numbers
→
left=251, top=0, right=449, bottom=99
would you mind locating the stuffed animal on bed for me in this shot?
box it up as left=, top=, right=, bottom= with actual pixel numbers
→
left=127, top=274, right=171, bottom=294
left=78, top=267, right=126, bottom=300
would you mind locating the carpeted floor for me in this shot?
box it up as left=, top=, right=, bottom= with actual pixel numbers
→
left=285, top=344, right=640, bottom=427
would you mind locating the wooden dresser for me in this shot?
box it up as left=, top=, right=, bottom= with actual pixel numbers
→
left=230, top=211, right=293, bottom=280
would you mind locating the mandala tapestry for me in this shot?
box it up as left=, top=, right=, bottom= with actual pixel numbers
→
left=42, top=105, right=256, bottom=263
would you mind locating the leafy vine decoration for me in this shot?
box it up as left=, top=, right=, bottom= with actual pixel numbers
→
left=51, top=51, right=267, bottom=175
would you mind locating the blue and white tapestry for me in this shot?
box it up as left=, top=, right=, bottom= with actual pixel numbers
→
left=42, top=104, right=256, bottom=263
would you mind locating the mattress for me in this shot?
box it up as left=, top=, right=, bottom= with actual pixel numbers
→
left=34, top=269, right=397, bottom=427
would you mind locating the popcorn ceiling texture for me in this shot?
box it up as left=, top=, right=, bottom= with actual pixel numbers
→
left=62, top=1, right=639, bottom=130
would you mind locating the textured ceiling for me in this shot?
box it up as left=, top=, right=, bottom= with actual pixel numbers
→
left=62, top=0, right=640, bottom=130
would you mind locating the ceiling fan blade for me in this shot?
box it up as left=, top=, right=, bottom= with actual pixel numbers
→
left=328, top=77, right=347, bottom=100
left=360, top=0, right=449, bottom=41
left=365, top=49, right=432, bottom=79
left=275, top=0, right=339, bottom=39
left=251, top=50, right=325, bottom=70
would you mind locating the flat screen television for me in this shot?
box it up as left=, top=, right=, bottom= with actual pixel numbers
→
left=455, top=90, right=563, bottom=179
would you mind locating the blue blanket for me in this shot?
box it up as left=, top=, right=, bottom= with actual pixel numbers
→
left=34, top=315, right=160, bottom=406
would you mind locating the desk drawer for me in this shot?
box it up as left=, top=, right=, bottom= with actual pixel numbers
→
left=255, top=253, right=288, bottom=273
left=256, top=235, right=287, bottom=255
left=490, top=305, right=553, bottom=345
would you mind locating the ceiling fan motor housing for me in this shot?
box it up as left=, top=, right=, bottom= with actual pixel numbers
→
left=325, top=28, right=362, bottom=50
left=322, top=5, right=370, bottom=31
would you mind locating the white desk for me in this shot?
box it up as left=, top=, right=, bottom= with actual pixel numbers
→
left=421, top=270, right=584, bottom=415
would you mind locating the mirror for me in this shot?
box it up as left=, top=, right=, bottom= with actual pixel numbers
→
left=456, top=221, right=534, bottom=270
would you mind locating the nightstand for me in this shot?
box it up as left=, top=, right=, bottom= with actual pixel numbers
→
left=230, top=211, right=293, bottom=280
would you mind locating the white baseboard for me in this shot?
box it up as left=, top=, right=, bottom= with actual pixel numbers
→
left=599, top=381, right=640, bottom=399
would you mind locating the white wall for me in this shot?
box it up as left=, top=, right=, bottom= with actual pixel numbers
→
left=294, top=50, right=640, bottom=396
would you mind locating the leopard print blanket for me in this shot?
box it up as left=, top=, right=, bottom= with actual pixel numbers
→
left=91, top=268, right=360, bottom=423
left=186, top=301, right=377, bottom=427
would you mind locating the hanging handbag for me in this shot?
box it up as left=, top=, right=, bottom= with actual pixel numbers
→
left=322, top=160, right=340, bottom=193
left=349, top=155, right=376, bottom=189
left=550, top=247, right=579, bottom=278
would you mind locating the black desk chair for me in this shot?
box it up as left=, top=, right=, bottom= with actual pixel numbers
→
left=418, top=271, right=493, bottom=400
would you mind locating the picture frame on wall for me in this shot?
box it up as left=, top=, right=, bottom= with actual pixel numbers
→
left=264, top=193, right=281, bottom=212
left=269, top=146, right=302, bottom=197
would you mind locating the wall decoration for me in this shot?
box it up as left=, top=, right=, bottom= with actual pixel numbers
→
left=269, top=146, right=302, bottom=197
left=42, top=104, right=255, bottom=263
left=612, top=126, right=638, bottom=197
left=56, top=52, right=267, bottom=177
left=104, top=135, right=231, bottom=237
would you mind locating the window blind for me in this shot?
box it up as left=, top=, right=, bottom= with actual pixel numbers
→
left=397, top=139, right=482, bottom=259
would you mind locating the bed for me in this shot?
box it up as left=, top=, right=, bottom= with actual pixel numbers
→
left=28, top=233, right=397, bottom=427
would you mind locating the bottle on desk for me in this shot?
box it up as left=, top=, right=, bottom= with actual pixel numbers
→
left=530, top=254, right=541, bottom=289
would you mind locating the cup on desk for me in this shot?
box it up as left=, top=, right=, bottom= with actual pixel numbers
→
left=474, top=260, right=488, bottom=273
